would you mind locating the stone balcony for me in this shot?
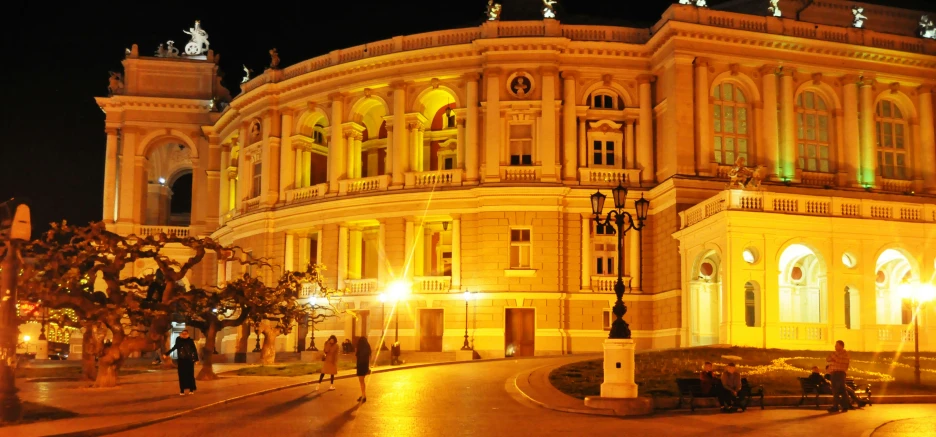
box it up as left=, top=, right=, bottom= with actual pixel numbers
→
left=405, top=169, right=463, bottom=188
left=135, top=225, right=190, bottom=238
left=414, top=276, right=453, bottom=293
left=286, top=183, right=328, bottom=204
left=590, top=276, right=632, bottom=293
left=679, top=190, right=936, bottom=230
left=778, top=323, right=827, bottom=342
left=579, top=168, right=642, bottom=186
left=345, top=278, right=378, bottom=295
left=338, top=175, right=389, bottom=195
left=500, top=165, right=541, bottom=182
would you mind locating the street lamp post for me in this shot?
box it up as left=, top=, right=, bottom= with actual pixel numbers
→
left=461, top=291, right=473, bottom=350
left=590, top=183, right=650, bottom=339
left=899, top=283, right=935, bottom=385
left=306, top=296, right=319, bottom=352
left=387, top=280, right=410, bottom=366
left=252, top=325, right=262, bottom=353
left=378, top=293, right=389, bottom=351
left=1, top=199, right=30, bottom=423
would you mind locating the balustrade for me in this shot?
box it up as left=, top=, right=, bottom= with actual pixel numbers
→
left=286, top=183, right=328, bottom=204
left=578, top=168, right=641, bottom=186
left=414, top=276, right=453, bottom=293
left=345, top=279, right=378, bottom=295
left=135, top=225, right=190, bottom=238
left=404, top=169, right=463, bottom=188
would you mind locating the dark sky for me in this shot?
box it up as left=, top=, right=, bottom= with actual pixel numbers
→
left=0, top=0, right=933, bottom=237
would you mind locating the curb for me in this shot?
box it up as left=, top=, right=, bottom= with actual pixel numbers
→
left=42, top=355, right=568, bottom=437
left=512, top=362, right=616, bottom=417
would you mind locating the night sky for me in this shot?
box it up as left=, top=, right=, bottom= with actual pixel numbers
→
left=1, top=0, right=933, bottom=237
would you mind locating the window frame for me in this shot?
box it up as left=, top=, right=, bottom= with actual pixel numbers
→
left=593, top=222, right=617, bottom=276
left=712, top=82, right=752, bottom=165
left=508, top=122, right=534, bottom=166
left=874, top=100, right=910, bottom=180
left=251, top=159, right=262, bottom=199
left=795, top=90, right=832, bottom=173
left=508, top=228, right=532, bottom=269
left=590, top=91, right=619, bottom=110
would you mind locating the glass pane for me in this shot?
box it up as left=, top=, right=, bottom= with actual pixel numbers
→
left=723, top=84, right=733, bottom=101
left=895, top=124, right=904, bottom=149
left=817, top=97, right=827, bottom=111
left=604, top=96, right=613, bottom=108
left=521, top=229, right=530, bottom=241
left=511, top=229, right=520, bottom=241
left=608, top=258, right=614, bottom=275
left=714, top=136, right=722, bottom=152
left=714, top=118, right=721, bottom=133
left=738, top=107, right=747, bottom=121
left=593, top=95, right=600, bottom=108
left=819, top=116, right=829, bottom=142
left=594, top=141, right=601, bottom=151
left=820, top=160, right=829, bottom=173
left=819, top=146, right=829, bottom=159
left=805, top=92, right=814, bottom=109
left=713, top=105, right=721, bottom=119
left=594, top=153, right=602, bottom=165
left=725, top=137, right=735, bottom=152
left=736, top=88, right=746, bottom=103
left=797, top=113, right=805, bottom=139
left=606, top=141, right=614, bottom=151
left=596, top=260, right=604, bottom=275
left=738, top=119, right=747, bottom=135
left=713, top=84, right=722, bottom=100
left=894, top=105, right=902, bottom=119
left=798, top=143, right=804, bottom=157
left=607, top=154, right=614, bottom=166
left=724, top=106, right=734, bottom=120
left=510, top=247, right=519, bottom=267
left=884, top=153, right=893, bottom=165
left=896, top=154, right=906, bottom=167
left=798, top=157, right=805, bottom=169
left=807, top=144, right=816, bottom=158
left=882, top=101, right=892, bottom=118
left=738, top=138, right=748, bottom=153
left=796, top=93, right=803, bottom=107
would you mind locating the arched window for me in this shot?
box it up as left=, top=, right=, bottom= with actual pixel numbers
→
left=712, top=82, right=750, bottom=165
left=312, top=125, right=326, bottom=145
left=744, top=281, right=759, bottom=327
left=795, top=91, right=831, bottom=172
left=844, top=286, right=860, bottom=329
left=591, top=91, right=619, bottom=110
left=778, top=244, right=826, bottom=324
left=875, top=101, right=909, bottom=180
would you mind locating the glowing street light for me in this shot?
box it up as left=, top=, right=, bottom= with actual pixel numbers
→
left=461, top=291, right=474, bottom=351
left=897, top=283, right=936, bottom=385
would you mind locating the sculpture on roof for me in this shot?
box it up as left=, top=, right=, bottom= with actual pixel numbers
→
left=242, top=65, right=253, bottom=84
left=542, top=0, right=557, bottom=19
left=182, top=20, right=210, bottom=56
left=768, top=0, right=781, bottom=17
left=107, top=72, right=124, bottom=96
left=921, top=15, right=936, bottom=39
left=166, top=40, right=180, bottom=57
left=269, top=49, right=280, bottom=69
left=486, top=1, right=502, bottom=21
left=852, top=6, right=867, bottom=28
left=696, top=0, right=707, bottom=6
left=679, top=0, right=692, bottom=4
left=726, top=157, right=765, bottom=190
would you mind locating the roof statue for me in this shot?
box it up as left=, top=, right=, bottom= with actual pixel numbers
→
left=269, top=49, right=280, bottom=69
left=679, top=0, right=708, bottom=7
left=242, top=65, right=253, bottom=84
left=727, top=157, right=766, bottom=190
left=159, top=40, right=180, bottom=58
left=679, top=0, right=692, bottom=4
left=182, top=20, right=210, bottom=56
left=542, top=0, right=557, bottom=19
left=107, top=72, right=124, bottom=96
left=852, top=6, right=867, bottom=28
left=768, top=0, right=781, bottom=17
left=921, top=15, right=936, bottom=40
left=486, top=1, right=502, bottom=21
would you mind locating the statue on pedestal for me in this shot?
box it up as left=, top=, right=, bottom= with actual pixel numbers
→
left=269, top=49, right=280, bottom=69
left=852, top=7, right=868, bottom=28
left=166, top=40, right=180, bottom=57
left=182, top=20, right=210, bottom=56
left=726, top=157, right=765, bottom=190
left=542, top=0, right=557, bottom=19
left=921, top=15, right=936, bottom=39
left=107, top=72, right=124, bottom=96
left=768, top=0, right=781, bottom=17
left=486, top=1, right=502, bottom=21
left=242, top=65, right=253, bottom=84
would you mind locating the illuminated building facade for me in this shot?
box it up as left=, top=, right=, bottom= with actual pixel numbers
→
left=95, top=1, right=936, bottom=358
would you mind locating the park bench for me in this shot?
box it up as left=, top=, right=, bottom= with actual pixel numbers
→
left=797, top=377, right=872, bottom=408
left=676, top=377, right=765, bottom=411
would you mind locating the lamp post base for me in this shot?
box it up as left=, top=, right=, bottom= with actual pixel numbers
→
left=455, top=349, right=475, bottom=361
left=600, top=338, right=638, bottom=398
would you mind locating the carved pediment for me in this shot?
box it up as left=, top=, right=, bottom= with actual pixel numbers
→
left=588, top=119, right=623, bottom=132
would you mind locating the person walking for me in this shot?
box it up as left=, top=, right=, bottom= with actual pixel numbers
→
left=355, top=337, right=372, bottom=403
left=315, top=335, right=339, bottom=391
left=826, top=339, right=851, bottom=413
left=164, top=330, right=199, bottom=395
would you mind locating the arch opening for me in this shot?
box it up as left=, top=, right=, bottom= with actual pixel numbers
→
left=778, top=243, right=827, bottom=324
left=875, top=248, right=918, bottom=325
left=689, top=251, right=722, bottom=346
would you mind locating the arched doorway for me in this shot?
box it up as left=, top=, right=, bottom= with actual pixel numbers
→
left=690, top=252, right=721, bottom=346
left=143, top=141, right=194, bottom=226
left=875, top=249, right=918, bottom=325
left=778, top=244, right=827, bottom=324
left=169, top=172, right=192, bottom=226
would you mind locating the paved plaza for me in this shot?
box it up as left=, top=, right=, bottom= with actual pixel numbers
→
left=5, top=357, right=935, bottom=436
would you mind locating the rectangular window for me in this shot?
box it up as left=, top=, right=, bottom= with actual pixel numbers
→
left=251, top=160, right=262, bottom=198
left=592, top=140, right=616, bottom=166
left=509, top=124, right=533, bottom=166
left=602, top=310, right=612, bottom=331
left=444, top=157, right=454, bottom=170
left=509, top=228, right=532, bottom=269
left=593, top=222, right=617, bottom=276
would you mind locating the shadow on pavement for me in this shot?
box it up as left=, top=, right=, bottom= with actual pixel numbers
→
left=0, top=402, right=79, bottom=428
left=317, top=403, right=361, bottom=435
left=252, top=391, right=324, bottom=418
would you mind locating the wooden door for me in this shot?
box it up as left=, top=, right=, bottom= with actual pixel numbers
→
left=505, top=308, right=535, bottom=357
left=419, top=309, right=444, bottom=352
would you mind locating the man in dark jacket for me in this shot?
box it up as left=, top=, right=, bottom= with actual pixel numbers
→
left=700, top=362, right=724, bottom=408
left=808, top=366, right=832, bottom=394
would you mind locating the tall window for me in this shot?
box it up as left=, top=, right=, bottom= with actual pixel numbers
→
left=593, top=140, right=615, bottom=166
left=509, top=124, right=533, bottom=166
left=875, top=100, right=909, bottom=180
left=744, top=282, right=756, bottom=327
left=594, top=223, right=616, bottom=276
left=796, top=91, right=831, bottom=172
left=251, top=160, right=262, bottom=198
left=712, top=82, right=750, bottom=165
left=509, top=229, right=532, bottom=269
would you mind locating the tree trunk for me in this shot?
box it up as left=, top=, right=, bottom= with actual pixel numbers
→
left=234, top=324, right=250, bottom=363
left=260, top=322, right=279, bottom=365
left=196, top=323, right=220, bottom=381
left=80, top=327, right=99, bottom=381
left=297, top=316, right=308, bottom=352
left=93, top=346, right=122, bottom=388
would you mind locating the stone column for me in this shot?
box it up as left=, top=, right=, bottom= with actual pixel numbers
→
left=760, top=65, right=779, bottom=179
left=779, top=68, right=796, bottom=180
left=417, top=128, right=426, bottom=172
left=858, top=76, right=877, bottom=187
left=578, top=119, right=587, bottom=168
left=102, top=127, right=119, bottom=222
left=261, top=110, right=282, bottom=206
left=117, top=129, right=138, bottom=228
left=337, top=226, right=348, bottom=290
left=629, top=230, right=641, bottom=292
left=235, top=124, right=248, bottom=209
left=280, top=109, right=295, bottom=196
left=452, top=217, right=461, bottom=289
left=377, top=221, right=387, bottom=289
left=346, top=131, right=356, bottom=180
left=217, top=259, right=226, bottom=287
left=561, top=71, right=578, bottom=181
left=409, top=124, right=420, bottom=173
left=625, top=121, right=636, bottom=169
left=581, top=216, right=590, bottom=290
left=293, top=148, right=303, bottom=188
left=540, top=67, right=558, bottom=182
left=219, top=145, right=231, bottom=221
left=284, top=233, right=295, bottom=272
left=456, top=117, right=466, bottom=170
left=134, top=156, right=146, bottom=224
left=328, top=93, right=345, bottom=193
left=391, top=82, right=408, bottom=186
left=349, top=228, right=363, bottom=279
left=204, top=134, right=222, bottom=232
left=465, top=74, right=480, bottom=182
left=484, top=67, right=501, bottom=181
left=302, top=150, right=312, bottom=187
left=918, top=85, right=936, bottom=192
left=637, top=75, right=655, bottom=183
left=404, top=219, right=415, bottom=280
left=694, top=59, right=712, bottom=176
left=842, top=75, right=861, bottom=187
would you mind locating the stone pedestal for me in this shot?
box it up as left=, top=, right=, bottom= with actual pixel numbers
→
left=300, top=351, right=323, bottom=362
left=600, top=338, right=637, bottom=398
left=455, top=349, right=475, bottom=362
left=35, top=340, right=49, bottom=360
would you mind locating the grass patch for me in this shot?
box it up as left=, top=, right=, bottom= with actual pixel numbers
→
left=226, top=361, right=358, bottom=377
left=15, top=366, right=149, bottom=380
left=0, top=401, right=79, bottom=427
left=549, top=347, right=936, bottom=399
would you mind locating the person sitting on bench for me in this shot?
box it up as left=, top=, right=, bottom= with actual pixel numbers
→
left=808, top=366, right=832, bottom=394
left=824, top=364, right=866, bottom=408
left=720, top=362, right=747, bottom=412
left=700, top=361, right=724, bottom=407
